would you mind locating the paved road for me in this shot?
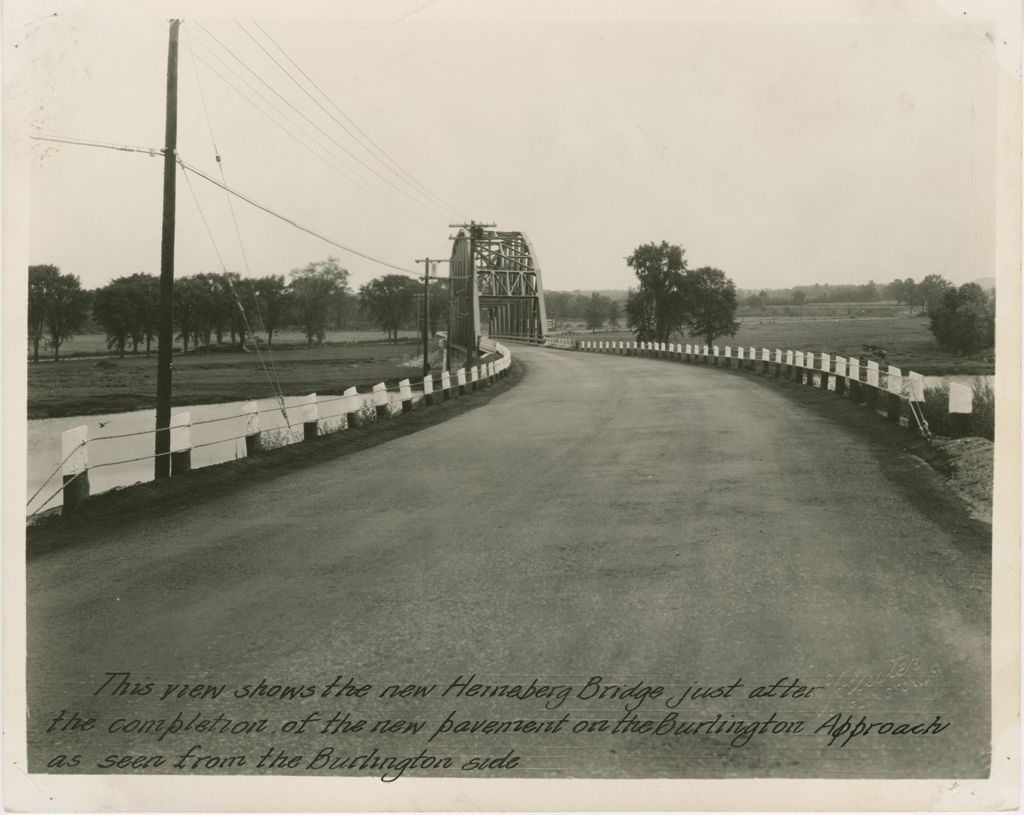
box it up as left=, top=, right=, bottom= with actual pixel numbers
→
left=27, top=345, right=990, bottom=779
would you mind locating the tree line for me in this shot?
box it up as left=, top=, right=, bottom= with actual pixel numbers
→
left=739, top=274, right=986, bottom=312
left=545, top=290, right=624, bottom=330
left=27, top=258, right=448, bottom=362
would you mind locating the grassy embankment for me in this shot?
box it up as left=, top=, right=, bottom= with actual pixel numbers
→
left=28, top=333, right=428, bottom=420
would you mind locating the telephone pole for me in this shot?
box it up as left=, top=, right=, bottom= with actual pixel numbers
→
left=415, top=258, right=451, bottom=377
left=154, top=19, right=181, bottom=480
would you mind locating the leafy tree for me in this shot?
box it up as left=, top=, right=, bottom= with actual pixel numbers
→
left=290, top=257, right=350, bottom=346
left=584, top=292, right=607, bottom=331
left=91, top=273, right=160, bottom=357
left=127, top=273, right=160, bottom=355
left=624, top=241, right=689, bottom=342
left=331, top=288, right=360, bottom=330
left=29, top=266, right=89, bottom=361
left=250, top=274, right=289, bottom=348
left=917, top=273, right=952, bottom=316
left=928, top=283, right=995, bottom=355
left=885, top=278, right=908, bottom=303
left=209, top=272, right=242, bottom=348
left=92, top=278, right=138, bottom=357
left=792, top=289, right=807, bottom=317
left=544, top=291, right=576, bottom=320
left=607, top=299, right=621, bottom=329
left=686, top=267, right=740, bottom=346
left=427, top=279, right=450, bottom=334
left=902, top=278, right=921, bottom=311
left=28, top=264, right=59, bottom=363
left=359, top=274, right=418, bottom=342
left=173, top=275, right=208, bottom=353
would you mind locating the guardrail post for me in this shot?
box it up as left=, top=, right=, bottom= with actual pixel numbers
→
left=302, top=394, right=319, bottom=440
left=441, top=371, right=452, bottom=400
left=457, top=368, right=467, bottom=396
left=342, top=387, right=361, bottom=428
left=833, top=357, right=847, bottom=396
left=170, top=411, right=192, bottom=474
left=735, top=346, right=743, bottom=369
left=773, top=349, right=782, bottom=378
left=61, top=425, right=89, bottom=513
left=949, top=382, right=973, bottom=437
left=819, top=353, right=831, bottom=390
left=908, top=372, right=926, bottom=431
left=470, top=365, right=479, bottom=391
left=422, top=374, right=434, bottom=406
left=242, top=400, right=261, bottom=454
left=399, top=378, right=413, bottom=412
left=866, top=361, right=880, bottom=411
left=713, top=345, right=720, bottom=367
left=373, top=382, right=389, bottom=419
left=886, top=366, right=902, bottom=424
left=760, top=348, right=769, bottom=376
left=848, top=358, right=861, bottom=403
left=793, top=351, right=803, bottom=382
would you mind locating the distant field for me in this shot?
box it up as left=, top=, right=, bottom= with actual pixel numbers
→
left=28, top=338, right=427, bottom=419
left=33, top=328, right=416, bottom=359
left=557, top=315, right=994, bottom=376
left=737, top=301, right=911, bottom=319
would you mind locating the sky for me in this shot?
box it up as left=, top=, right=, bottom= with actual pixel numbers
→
left=9, top=0, right=1013, bottom=294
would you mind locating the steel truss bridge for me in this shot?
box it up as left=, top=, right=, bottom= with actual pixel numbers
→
left=449, top=225, right=547, bottom=359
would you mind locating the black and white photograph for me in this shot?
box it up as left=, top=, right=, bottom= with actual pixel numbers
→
left=3, top=0, right=1020, bottom=811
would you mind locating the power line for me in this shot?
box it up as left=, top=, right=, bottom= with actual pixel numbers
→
left=177, top=157, right=419, bottom=276
left=237, top=21, right=452, bottom=218
left=179, top=167, right=292, bottom=425
left=247, top=20, right=466, bottom=219
left=30, top=134, right=162, bottom=156
left=187, top=45, right=290, bottom=409
left=174, top=23, right=437, bottom=230
left=192, top=21, right=452, bottom=220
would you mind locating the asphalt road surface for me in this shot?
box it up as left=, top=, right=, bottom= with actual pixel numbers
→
left=26, top=344, right=991, bottom=780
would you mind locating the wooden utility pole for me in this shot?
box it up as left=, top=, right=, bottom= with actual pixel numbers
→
left=154, top=19, right=181, bottom=480
left=415, top=257, right=451, bottom=377
left=415, top=258, right=432, bottom=377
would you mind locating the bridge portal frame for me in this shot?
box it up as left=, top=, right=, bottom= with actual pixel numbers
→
left=449, top=226, right=547, bottom=359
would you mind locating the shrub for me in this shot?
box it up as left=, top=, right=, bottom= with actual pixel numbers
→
left=928, top=283, right=995, bottom=356
left=920, top=383, right=952, bottom=437
left=919, top=377, right=994, bottom=441
left=971, top=377, right=995, bottom=441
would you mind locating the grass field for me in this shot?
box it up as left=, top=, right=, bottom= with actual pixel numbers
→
left=35, top=328, right=416, bottom=359
left=28, top=338, right=428, bottom=419
left=558, top=315, right=994, bottom=376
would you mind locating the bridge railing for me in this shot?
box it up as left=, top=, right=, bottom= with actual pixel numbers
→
left=31, top=342, right=514, bottom=519
left=567, top=339, right=980, bottom=439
